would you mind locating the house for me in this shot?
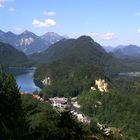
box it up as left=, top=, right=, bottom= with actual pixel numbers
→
left=49, top=97, right=68, bottom=109
left=72, top=101, right=81, bottom=108
left=71, top=110, right=90, bottom=123
left=32, top=94, right=44, bottom=102
left=20, top=92, right=28, bottom=95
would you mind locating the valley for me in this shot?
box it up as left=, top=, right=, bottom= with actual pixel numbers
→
left=1, top=0, right=140, bottom=139
left=0, top=31, right=140, bottom=140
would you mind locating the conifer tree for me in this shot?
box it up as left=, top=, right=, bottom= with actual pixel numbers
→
left=0, top=66, right=27, bottom=140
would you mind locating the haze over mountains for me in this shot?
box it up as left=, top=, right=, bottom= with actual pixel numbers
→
left=112, top=45, right=140, bottom=58
left=104, top=45, right=140, bottom=58
left=1, top=29, right=140, bottom=60
left=30, top=36, right=114, bottom=64
left=0, top=30, right=64, bottom=55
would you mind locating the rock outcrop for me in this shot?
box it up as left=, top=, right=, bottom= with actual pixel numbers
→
left=42, top=77, right=51, bottom=86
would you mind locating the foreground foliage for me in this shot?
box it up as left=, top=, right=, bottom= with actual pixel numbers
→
left=0, top=66, right=110, bottom=140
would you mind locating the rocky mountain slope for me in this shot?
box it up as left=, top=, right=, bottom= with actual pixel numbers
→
left=0, top=30, right=64, bottom=55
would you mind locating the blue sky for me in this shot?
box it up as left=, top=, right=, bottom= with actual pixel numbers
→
left=0, top=0, right=140, bottom=46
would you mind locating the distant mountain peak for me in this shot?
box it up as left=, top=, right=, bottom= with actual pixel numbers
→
left=0, top=30, right=5, bottom=35
left=0, top=29, right=66, bottom=54
left=41, top=32, right=64, bottom=44
left=29, top=35, right=108, bottom=64
left=76, top=36, right=97, bottom=47
left=127, top=44, right=140, bottom=48
left=5, top=31, right=17, bottom=36
left=22, top=30, right=32, bottom=34
left=21, top=30, right=37, bottom=37
left=112, top=44, right=140, bottom=58
left=77, top=35, right=95, bottom=43
left=42, top=32, right=60, bottom=36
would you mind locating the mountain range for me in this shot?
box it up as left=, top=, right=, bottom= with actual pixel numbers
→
left=33, top=36, right=113, bottom=95
left=104, top=45, right=140, bottom=58
left=1, top=29, right=140, bottom=59
left=30, top=36, right=114, bottom=64
left=0, top=30, right=64, bottom=55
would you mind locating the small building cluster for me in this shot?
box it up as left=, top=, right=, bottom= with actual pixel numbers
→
left=32, top=94, right=44, bottom=102
left=71, top=110, right=90, bottom=123
left=49, top=96, right=90, bottom=123
left=20, top=92, right=28, bottom=95
left=49, top=97, right=68, bottom=110
left=20, top=92, right=44, bottom=102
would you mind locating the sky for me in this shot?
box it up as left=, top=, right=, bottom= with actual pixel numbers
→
left=1, top=0, right=140, bottom=46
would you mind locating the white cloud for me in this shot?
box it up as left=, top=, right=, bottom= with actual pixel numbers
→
left=43, top=11, right=56, bottom=16
left=0, top=0, right=14, bottom=3
left=138, top=28, right=140, bottom=33
left=32, top=19, right=56, bottom=28
left=8, top=7, right=15, bottom=12
left=101, top=32, right=116, bottom=40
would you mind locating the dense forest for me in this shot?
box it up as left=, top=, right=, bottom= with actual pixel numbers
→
left=33, top=37, right=140, bottom=139
left=0, top=42, right=33, bottom=67
left=0, top=65, right=116, bottom=140
left=1, top=35, right=140, bottom=139
left=78, top=76, right=140, bottom=139
left=34, top=65, right=140, bottom=139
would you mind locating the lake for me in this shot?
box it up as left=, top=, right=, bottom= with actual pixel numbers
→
left=119, top=72, right=139, bottom=77
left=6, top=67, right=41, bottom=93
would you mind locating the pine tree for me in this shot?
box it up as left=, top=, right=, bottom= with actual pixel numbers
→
left=0, top=66, right=28, bottom=140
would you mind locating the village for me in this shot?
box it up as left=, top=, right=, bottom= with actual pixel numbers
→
left=21, top=78, right=114, bottom=136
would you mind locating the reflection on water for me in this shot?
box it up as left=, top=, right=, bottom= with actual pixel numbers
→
left=7, top=67, right=40, bottom=93
left=119, top=72, right=139, bottom=77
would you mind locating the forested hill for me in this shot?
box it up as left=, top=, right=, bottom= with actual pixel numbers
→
left=33, top=36, right=140, bottom=139
left=30, top=36, right=117, bottom=65
left=34, top=36, right=122, bottom=97
left=0, top=42, right=29, bottom=67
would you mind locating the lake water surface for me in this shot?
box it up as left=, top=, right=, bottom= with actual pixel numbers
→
left=7, top=67, right=40, bottom=93
left=119, top=72, right=139, bottom=77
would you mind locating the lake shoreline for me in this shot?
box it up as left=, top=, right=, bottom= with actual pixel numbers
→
left=119, top=72, right=140, bottom=77
left=6, top=67, right=41, bottom=93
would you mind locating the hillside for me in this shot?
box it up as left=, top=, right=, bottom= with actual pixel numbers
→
left=30, top=36, right=118, bottom=65
left=33, top=36, right=123, bottom=97
left=78, top=76, right=140, bottom=139
left=1, top=66, right=112, bottom=140
left=33, top=36, right=140, bottom=139
left=0, top=42, right=29, bottom=66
